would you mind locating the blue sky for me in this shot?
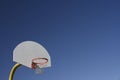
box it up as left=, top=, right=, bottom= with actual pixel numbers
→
left=1, top=0, right=120, bottom=80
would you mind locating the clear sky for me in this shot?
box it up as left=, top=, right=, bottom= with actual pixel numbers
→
left=0, top=0, right=120, bottom=80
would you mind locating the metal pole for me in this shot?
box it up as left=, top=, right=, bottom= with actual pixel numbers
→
left=9, top=63, right=21, bottom=80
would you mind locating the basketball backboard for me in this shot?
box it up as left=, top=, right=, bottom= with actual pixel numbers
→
left=13, top=41, right=51, bottom=70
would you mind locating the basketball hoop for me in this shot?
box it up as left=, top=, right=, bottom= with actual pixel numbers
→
left=31, top=58, right=48, bottom=74
left=13, top=41, right=51, bottom=75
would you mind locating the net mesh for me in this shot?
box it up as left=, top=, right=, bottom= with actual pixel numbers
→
left=35, top=65, right=44, bottom=74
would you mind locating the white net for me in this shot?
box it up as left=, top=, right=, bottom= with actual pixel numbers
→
left=35, top=65, right=44, bottom=74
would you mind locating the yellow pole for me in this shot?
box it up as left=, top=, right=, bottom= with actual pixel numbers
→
left=9, top=63, right=21, bottom=80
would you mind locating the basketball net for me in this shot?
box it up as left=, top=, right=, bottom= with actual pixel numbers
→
left=35, top=65, right=44, bottom=74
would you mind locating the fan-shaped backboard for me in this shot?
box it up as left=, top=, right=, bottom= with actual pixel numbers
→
left=13, top=41, right=51, bottom=69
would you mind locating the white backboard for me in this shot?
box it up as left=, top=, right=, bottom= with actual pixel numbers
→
left=13, top=41, right=51, bottom=69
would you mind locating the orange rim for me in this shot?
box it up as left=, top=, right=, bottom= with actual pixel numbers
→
left=31, top=58, right=48, bottom=69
